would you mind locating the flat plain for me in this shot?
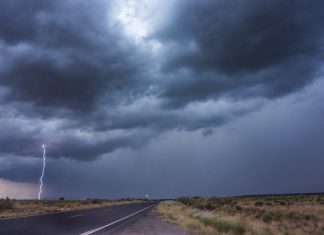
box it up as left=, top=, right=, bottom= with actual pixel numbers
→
left=157, top=194, right=324, bottom=235
left=0, top=198, right=143, bottom=219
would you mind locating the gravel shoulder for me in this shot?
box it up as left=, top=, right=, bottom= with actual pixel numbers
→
left=105, top=209, right=188, bottom=235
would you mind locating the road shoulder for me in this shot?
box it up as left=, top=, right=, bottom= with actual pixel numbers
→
left=107, top=209, right=188, bottom=235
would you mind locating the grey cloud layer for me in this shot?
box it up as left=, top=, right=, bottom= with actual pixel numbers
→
left=155, top=0, right=324, bottom=106
left=0, top=0, right=142, bottom=111
left=0, top=0, right=323, bottom=160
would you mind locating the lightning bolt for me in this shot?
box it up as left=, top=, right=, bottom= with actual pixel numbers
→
left=38, top=145, right=46, bottom=200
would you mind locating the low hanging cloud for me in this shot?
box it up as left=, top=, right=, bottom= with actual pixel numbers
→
left=0, top=0, right=323, bottom=161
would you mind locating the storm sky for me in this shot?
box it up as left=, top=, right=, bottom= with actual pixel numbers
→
left=0, top=0, right=324, bottom=199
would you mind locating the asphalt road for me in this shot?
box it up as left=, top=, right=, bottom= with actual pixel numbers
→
left=0, top=202, right=157, bottom=235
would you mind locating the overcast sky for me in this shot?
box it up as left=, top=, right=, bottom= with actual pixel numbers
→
left=0, top=0, right=323, bottom=199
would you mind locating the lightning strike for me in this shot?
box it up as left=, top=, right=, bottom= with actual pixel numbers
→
left=38, top=145, right=46, bottom=200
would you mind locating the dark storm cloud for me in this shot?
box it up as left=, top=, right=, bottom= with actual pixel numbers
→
left=0, top=0, right=154, bottom=159
left=0, top=0, right=53, bottom=43
left=0, top=122, right=146, bottom=161
left=0, top=0, right=141, bottom=111
left=0, top=129, right=41, bottom=157
left=0, top=0, right=323, bottom=163
left=154, top=0, right=324, bottom=107
left=156, top=0, right=324, bottom=73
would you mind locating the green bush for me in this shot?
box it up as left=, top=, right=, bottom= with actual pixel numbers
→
left=0, top=197, right=15, bottom=211
left=272, top=211, right=283, bottom=221
left=305, top=214, right=316, bottom=221
left=205, top=202, right=215, bottom=210
left=262, top=211, right=273, bottom=223
left=177, top=196, right=193, bottom=206
left=235, top=205, right=243, bottom=212
left=255, top=201, right=264, bottom=206
left=91, top=199, right=102, bottom=204
left=197, top=216, right=246, bottom=235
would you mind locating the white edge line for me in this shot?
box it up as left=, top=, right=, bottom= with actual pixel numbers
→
left=80, top=204, right=157, bottom=235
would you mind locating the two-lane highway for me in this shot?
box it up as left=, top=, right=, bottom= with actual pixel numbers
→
left=0, top=202, right=156, bottom=235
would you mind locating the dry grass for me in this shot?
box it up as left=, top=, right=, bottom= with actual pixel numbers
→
left=0, top=198, right=145, bottom=219
left=157, top=194, right=324, bottom=235
left=156, top=200, right=216, bottom=235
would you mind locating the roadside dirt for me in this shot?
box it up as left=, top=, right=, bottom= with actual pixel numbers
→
left=105, top=210, right=188, bottom=235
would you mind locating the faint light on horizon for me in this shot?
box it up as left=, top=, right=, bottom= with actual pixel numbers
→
left=0, top=179, right=38, bottom=199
